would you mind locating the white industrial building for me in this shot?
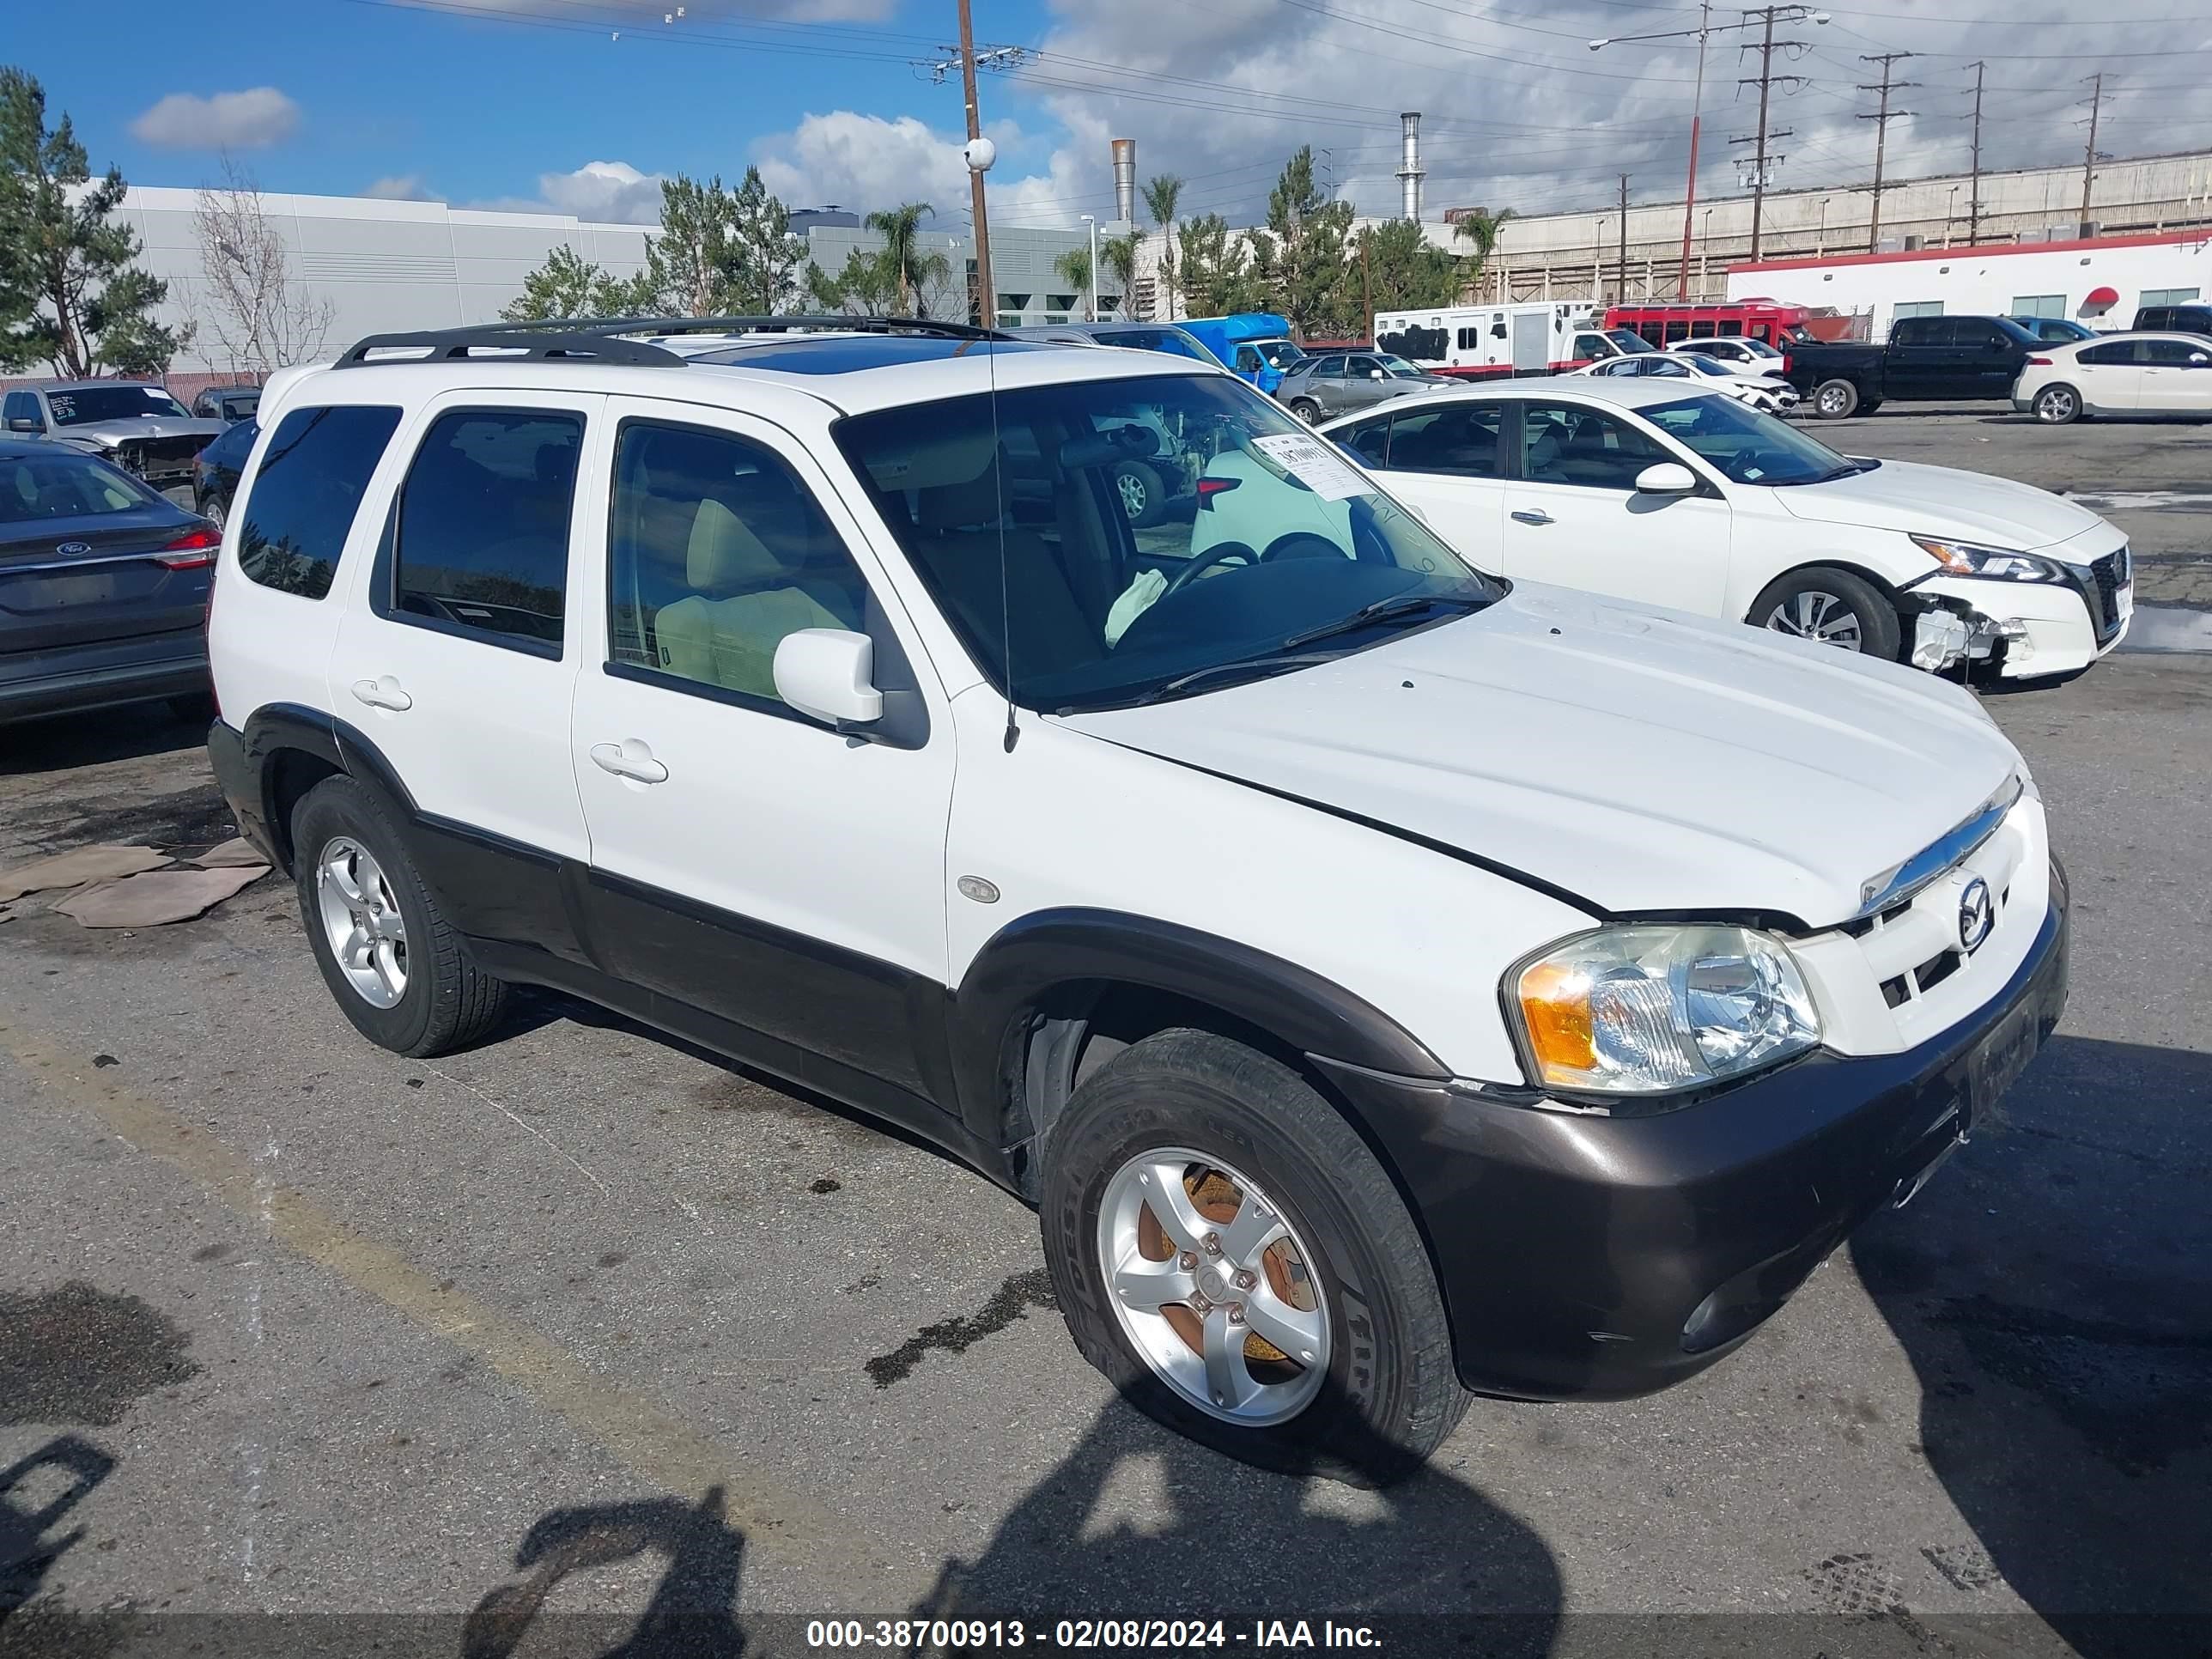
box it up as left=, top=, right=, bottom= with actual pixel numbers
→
left=1725, top=230, right=2211, bottom=342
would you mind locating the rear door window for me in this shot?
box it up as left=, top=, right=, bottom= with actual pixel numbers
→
left=1386, top=402, right=1504, bottom=477
left=236, top=405, right=403, bottom=601
left=388, top=409, right=582, bottom=653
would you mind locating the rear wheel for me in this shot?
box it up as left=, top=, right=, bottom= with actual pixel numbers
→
left=1110, top=460, right=1168, bottom=528
left=1811, top=379, right=1860, bottom=419
left=1287, top=398, right=1322, bottom=425
left=204, top=495, right=228, bottom=530
left=290, top=776, right=507, bottom=1056
left=2033, top=383, right=2082, bottom=425
left=1750, top=566, right=1901, bottom=659
left=1041, top=1030, right=1468, bottom=1484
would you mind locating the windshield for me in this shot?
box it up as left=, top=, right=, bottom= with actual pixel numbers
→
left=1, top=449, right=162, bottom=521
left=1378, top=356, right=1426, bottom=379
left=1255, top=340, right=1305, bottom=369
left=1687, top=356, right=1735, bottom=376
left=1605, top=329, right=1656, bottom=355
left=1102, top=329, right=1205, bottom=361
left=46, top=386, right=191, bottom=425
left=1638, top=395, right=1864, bottom=486
left=836, top=371, right=1498, bottom=712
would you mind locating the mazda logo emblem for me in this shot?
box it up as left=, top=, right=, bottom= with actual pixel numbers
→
left=1958, top=877, right=1994, bottom=952
left=56, top=541, right=91, bottom=556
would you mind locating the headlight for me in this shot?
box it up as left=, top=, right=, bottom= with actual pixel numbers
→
left=1910, top=533, right=2064, bottom=583
left=1507, top=924, right=1820, bottom=1097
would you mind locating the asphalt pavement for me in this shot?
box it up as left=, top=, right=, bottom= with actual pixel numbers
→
left=3, top=428, right=2209, bottom=1655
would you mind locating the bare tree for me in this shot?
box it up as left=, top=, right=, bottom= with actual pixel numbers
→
left=190, top=155, right=334, bottom=375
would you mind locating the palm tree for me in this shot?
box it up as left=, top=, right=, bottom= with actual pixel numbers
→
left=1053, top=246, right=1093, bottom=316
left=1099, top=233, right=1141, bottom=319
left=1142, top=174, right=1183, bottom=319
left=1450, top=206, right=1516, bottom=300
left=865, top=202, right=947, bottom=317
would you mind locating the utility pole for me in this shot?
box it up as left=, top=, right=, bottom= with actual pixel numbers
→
left=2081, top=72, right=2106, bottom=234
left=1359, top=234, right=1374, bottom=343
left=1680, top=0, right=1711, bottom=297
left=1965, top=60, right=1985, bottom=246
left=1728, top=6, right=1814, bottom=264
left=1857, top=52, right=1918, bottom=253
left=955, top=0, right=993, bottom=325
left=1618, top=174, right=1631, bottom=301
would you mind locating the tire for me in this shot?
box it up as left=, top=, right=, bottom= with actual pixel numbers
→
left=204, top=494, right=228, bottom=530
left=290, top=775, right=508, bottom=1057
left=1110, top=460, right=1168, bottom=528
left=1041, top=1030, right=1468, bottom=1485
left=1749, top=565, right=1902, bottom=659
left=1857, top=398, right=1883, bottom=416
left=1287, top=398, right=1322, bottom=425
left=1810, top=378, right=1860, bottom=419
left=2033, top=383, right=2082, bottom=425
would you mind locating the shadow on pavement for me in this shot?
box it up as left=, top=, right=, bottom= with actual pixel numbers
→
left=0, top=704, right=206, bottom=780
left=0, top=1435, right=115, bottom=1623
left=1852, top=1033, right=2212, bottom=1652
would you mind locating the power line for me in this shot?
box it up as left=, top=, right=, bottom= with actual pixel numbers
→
left=1728, top=5, right=1821, bottom=260
left=1856, top=52, right=1918, bottom=251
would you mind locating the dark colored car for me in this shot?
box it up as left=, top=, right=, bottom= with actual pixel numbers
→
left=1277, top=351, right=1450, bottom=423
left=2008, top=316, right=2096, bottom=343
left=191, top=386, right=263, bottom=424
left=1784, top=314, right=2040, bottom=418
left=1, top=437, right=221, bottom=725
left=192, top=418, right=258, bottom=528
left=2132, top=302, right=2212, bottom=338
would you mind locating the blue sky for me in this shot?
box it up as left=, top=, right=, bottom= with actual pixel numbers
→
left=9, top=0, right=2205, bottom=232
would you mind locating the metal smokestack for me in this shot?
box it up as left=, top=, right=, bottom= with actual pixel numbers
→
left=1397, top=112, right=1425, bottom=221
left=1112, top=138, right=1137, bottom=227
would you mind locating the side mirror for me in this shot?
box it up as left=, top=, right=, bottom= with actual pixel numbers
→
left=6, top=416, right=41, bottom=434
left=2192, top=354, right=2209, bottom=366
left=773, top=629, right=882, bottom=730
left=1370, top=369, right=1386, bottom=380
left=1634, top=462, right=1698, bottom=495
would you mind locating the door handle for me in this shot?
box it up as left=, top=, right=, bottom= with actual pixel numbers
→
left=1510, top=509, right=1555, bottom=526
left=350, top=676, right=412, bottom=712
left=590, top=740, right=669, bottom=785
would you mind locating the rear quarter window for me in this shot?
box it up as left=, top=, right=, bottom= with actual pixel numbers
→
left=236, top=405, right=404, bottom=600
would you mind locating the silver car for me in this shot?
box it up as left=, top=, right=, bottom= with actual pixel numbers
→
left=1278, top=351, right=1451, bottom=423
left=2, top=381, right=226, bottom=494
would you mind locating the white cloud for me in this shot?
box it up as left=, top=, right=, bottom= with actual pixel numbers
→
left=752, top=111, right=1085, bottom=227
left=364, top=174, right=443, bottom=203
left=468, top=161, right=668, bottom=223
left=130, top=88, right=301, bottom=151
left=461, top=0, right=896, bottom=21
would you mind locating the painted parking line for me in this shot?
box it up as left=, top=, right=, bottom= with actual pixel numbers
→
left=0, top=1009, right=920, bottom=1605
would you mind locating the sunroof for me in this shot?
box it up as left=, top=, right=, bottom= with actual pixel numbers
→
left=691, top=335, right=1057, bottom=375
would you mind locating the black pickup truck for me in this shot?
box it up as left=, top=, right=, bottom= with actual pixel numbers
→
left=1785, top=314, right=2039, bottom=418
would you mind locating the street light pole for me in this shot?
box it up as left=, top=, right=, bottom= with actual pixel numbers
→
left=1082, top=215, right=1099, bottom=320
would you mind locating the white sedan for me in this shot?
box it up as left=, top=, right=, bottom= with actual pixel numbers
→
left=1666, top=335, right=1791, bottom=377
left=1571, top=350, right=1798, bottom=412
left=2012, top=331, right=2212, bottom=423
left=1313, top=380, right=2130, bottom=681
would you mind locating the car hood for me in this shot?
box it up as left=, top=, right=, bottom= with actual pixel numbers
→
left=1772, top=458, right=2104, bottom=550
left=1060, top=582, right=2019, bottom=927
left=56, top=417, right=226, bottom=447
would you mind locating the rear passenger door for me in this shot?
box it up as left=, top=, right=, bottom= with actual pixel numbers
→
left=567, top=398, right=956, bottom=1105
left=1883, top=318, right=1949, bottom=399
left=2069, top=340, right=2142, bottom=412
left=329, top=390, right=599, bottom=962
left=1358, top=398, right=1508, bottom=573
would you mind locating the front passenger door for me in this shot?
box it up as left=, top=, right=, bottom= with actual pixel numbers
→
left=568, top=399, right=956, bottom=1106
left=1501, top=401, right=1733, bottom=617
left=2138, top=337, right=2211, bottom=413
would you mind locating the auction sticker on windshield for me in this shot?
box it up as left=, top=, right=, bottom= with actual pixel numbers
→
left=1249, top=433, right=1373, bottom=502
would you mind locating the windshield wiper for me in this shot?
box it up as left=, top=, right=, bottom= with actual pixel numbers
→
left=1279, top=592, right=1487, bottom=652
left=1126, top=652, right=1348, bottom=707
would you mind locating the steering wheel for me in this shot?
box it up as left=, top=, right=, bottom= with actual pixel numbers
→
left=1160, top=540, right=1260, bottom=599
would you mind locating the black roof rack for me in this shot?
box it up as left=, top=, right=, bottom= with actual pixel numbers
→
left=331, top=328, right=684, bottom=369
left=558, top=314, right=1015, bottom=343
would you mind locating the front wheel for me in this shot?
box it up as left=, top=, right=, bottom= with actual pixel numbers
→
left=2033, top=383, right=2082, bottom=425
left=1750, top=566, right=1902, bottom=659
left=1811, top=379, right=1860, bottom=419
left=1041, top=1030, right=1468, bottom=1484
left=1110, top=460, right=1168, bottom=528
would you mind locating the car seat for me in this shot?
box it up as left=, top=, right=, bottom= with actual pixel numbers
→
left=653, top=498, right=846, bottom=698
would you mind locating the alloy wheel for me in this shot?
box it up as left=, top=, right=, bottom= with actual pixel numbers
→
left=2037, top=387, right=2075, bottom=422
left=1097, top=1148, right=1329, bottom=1425
left=315, top=836, right=409, bottom=1008
left=1765, top=590, right=1865, bottom=649
left=1116, top=469, right=1149, bottom=520
left=1817, top=386, right=1849, bottom=416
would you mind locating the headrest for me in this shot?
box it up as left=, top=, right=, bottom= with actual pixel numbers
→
left=687, top=498, right=784, bottom=592
left=917, top=462, right=1005, bottom=531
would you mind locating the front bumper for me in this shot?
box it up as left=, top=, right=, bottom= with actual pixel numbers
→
left=1912, top=561, right=2130, bottom=679
left=1317, top=866, right=2069, bottom=1401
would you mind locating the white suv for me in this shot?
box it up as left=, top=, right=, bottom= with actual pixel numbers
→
left=207, top=318, right=2069, bottom=1480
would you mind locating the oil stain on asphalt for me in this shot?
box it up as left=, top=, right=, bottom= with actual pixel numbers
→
left=0, top=1282, right=198, bottom=1427
left=865, top=1269, right=1056, bottom=1389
